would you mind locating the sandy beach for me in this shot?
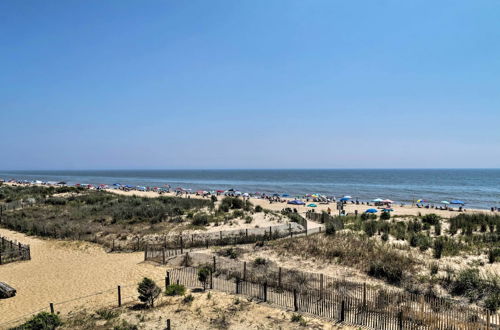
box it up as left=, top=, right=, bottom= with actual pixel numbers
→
left=107, top=188, right=491, bottom=219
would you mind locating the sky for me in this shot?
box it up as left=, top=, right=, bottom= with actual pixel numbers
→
left=1, top=0, right=499, bottom=169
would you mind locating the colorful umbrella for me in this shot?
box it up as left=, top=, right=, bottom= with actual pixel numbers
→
left=307, top=203, right=317, bottom=207
left=365, top=208, right=378, bottom=213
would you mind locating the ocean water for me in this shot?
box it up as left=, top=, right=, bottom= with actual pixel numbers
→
left=0, top=169, right=499, bottom=209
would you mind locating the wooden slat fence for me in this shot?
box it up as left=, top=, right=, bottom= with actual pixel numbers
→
left=0, top=236, right=31, bottom=265
left=169, top=263, right=499, bottom=330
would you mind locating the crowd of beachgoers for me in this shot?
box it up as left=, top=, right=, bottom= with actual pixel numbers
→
left=2, top=177, right=499, bottom=213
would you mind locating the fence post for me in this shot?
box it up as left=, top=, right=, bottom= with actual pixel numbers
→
left=166, top=319, right=171, bottom=330
left=320, top=274, right=324, bottom=300
left=162, top=248, right=166, bottom=264
left=263, top=282, right=267, bottom=302
left=210, top=270, right=213, bottom=289
left=219, top=231, right=222, bottom=241
left=235, top=278, right=240, bottom=294
left=245, top=228, right=248, bottom=237
left=486, top=310, right=490, bottom=330
left=398, top=310, right=403, bottom=330
left=363, top=282, right=366, bottom=309
left=213, top=256, right=216, bottom=272
left=144, top=245, right=148, bottom=261
left=293, top=289, right=298, bottom=311
left=166, top=271, right=170, bottom=287
left=278, top=267, right=282, bottom=288
left=118, top=285, right=122, bottom=307
left=243, top=262, right=247, bottom=281
left=50, top=303, right=54, bottom=314
left=180, top=235, right=183, bottom=254
left=340, top=300, right=345, bottom=322
left=206, top=239, right=209, bottom=249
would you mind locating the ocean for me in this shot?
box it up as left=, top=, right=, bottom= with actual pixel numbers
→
left=0, top=169, right=499, bottom=209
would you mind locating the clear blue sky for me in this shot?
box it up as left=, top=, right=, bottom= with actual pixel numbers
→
left=1, top=0, right=499, bottom=169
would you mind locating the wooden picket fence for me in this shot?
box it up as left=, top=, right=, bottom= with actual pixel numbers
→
left=168, top=265, right=499, bottom=330
left=144, top=225, right=324, bottom=263
left=0, top=236, right=31, bottom=265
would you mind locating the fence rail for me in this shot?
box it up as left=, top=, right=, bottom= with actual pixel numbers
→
left=170, top=266, right=499, bottom=330
left=0, top=235, right=31, bottom=265
left=144, top=224, right=323, bottom=263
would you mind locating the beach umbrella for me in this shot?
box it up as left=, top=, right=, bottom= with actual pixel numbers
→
left=307, top=203, right=317, bottom=207
left=343, top=195, right=352, bottom=199
left=242, top=193, right=249, bottom=197
left=372, top=198, right=384, bottom=202
left=339, top=197, right=350, bottom=202
left=113, top=183, right=121, bottom=186
left=365, top=208, right=378, bottom=213
left=441, top=201, right=450, bottom=204
left=282, top=194, right=290, bottom=197
left=382, top=199, right=394, bottom=204
left=451, top=200, right=465, bottom=205
left=382, top=208, right=394, bottom=212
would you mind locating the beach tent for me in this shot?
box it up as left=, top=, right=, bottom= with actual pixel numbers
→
left=450, top=200, right=465, bottom=205
left=307, top=203, right=317, bottom=207
left=372, top=198, right=383, bottom=202
left=288, top=200, right=305, bottom=205
left=365, top=208, right=378, bottom=213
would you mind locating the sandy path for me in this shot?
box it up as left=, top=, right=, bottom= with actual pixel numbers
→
left=0, top=228, right=166, bottom=327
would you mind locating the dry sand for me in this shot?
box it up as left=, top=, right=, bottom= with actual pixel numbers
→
left=0, top=228, right=166, bottom=328
left=107, top=188, right=492, bottom=220
left=62, top=290, right=357, bottom=330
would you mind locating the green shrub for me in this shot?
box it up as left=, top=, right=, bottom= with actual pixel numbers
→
left=220, top=197, right=244, bottom=211
left=381, top=232, right=389, bottom=242
left=12, top=312, right=61, bottom=330
left=363, top=220, right=378, bottom=237
left=165, top=284, right=186, bottom=296
left=430, top=263, right=439, bottom=275
left=488, top=248, right=500, bottom=263
left=253, top=257, right=267, bottom=266
left=325, top=222, right=336, bottom=236
left=380, top=211, right=390, bottom=220
left=137, top=277, right=161, bottom=308
left=368, top=260, right=404, bottom=285
left=434, top=238, right=444, bottom=259
left=182, top=294, right=194, bottom=304
left=421, top=214, right=440, bottom=226
left=198, top=267, right=210, bottom=290
left=254, top=205, right=263, bottom=212
left=449, top=268, right=482, bottom=297
left=95, top=308, right=119, bottom=320
left=485, top=292, right=500, bottom=312
left=434, top=222, right=442, bottom=236
left=191, top=212, right=210, bottom=226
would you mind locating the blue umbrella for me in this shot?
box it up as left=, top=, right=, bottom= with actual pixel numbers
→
left=113, top=183, right=121, bottom=186
left=365, top=208, right=378, bottom=213
left=450, top=200, right=465, bottom=205
left=288, top=200, right=305, bottom=205
left=282, top=194, right=290, bottom=197
left=340, top=197, right=350, bottom=202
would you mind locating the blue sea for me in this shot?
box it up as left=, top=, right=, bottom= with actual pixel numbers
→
left=0, top=169, right=499, bottom=209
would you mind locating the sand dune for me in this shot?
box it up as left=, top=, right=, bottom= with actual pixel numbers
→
left=0, top=228, right=166, bottom=327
